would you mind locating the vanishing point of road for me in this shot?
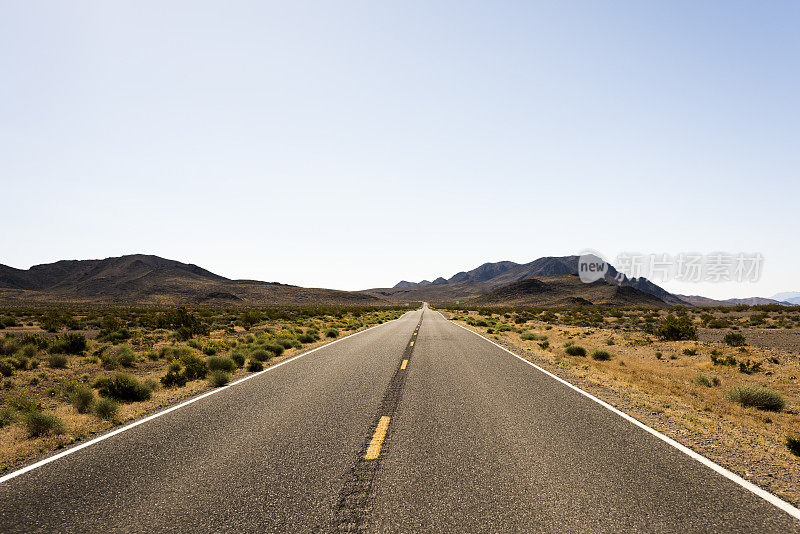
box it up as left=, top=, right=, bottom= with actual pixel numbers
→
left=2, top=305, right=798, bottom=532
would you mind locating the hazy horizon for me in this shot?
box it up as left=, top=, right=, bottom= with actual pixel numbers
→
left=3, top=2, right=798, bottom=299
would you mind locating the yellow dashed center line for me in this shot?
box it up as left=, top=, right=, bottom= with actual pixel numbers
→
left=409, top=341, right=414, bottom=346
left=400, top=359, right=408, bottom=370
left=364, top=416, right=391, bottom=460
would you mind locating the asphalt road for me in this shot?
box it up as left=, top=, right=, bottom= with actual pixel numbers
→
left=1, top=305, right=798, bottom=532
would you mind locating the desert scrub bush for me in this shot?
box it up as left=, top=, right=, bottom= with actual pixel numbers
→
left=520, top=333, right=538, bottom=341
left=263, top=342, right=285, bottom=356
left=737, top=359, right=762, bottom=374
left=297, top=334, right=316, bottom=344
left=787, top=436, right=800, bottom=457
left=24, top=411, right=65, bottom=437
left=654, top=315, right=697, bottom=341
left=250, top=348, right=273, bottom=362
left=246, top=359, right=264, bottom=372
left=207, top=356, right=235, bottom=372
left=208, top=370, right=231, bottom=387
left=0, top=358, right=14, bottom=377
left=230, top=350, right=246, bottom=368
left=179, top=352, right=208, bottom=380
left=694, top=374, right=720, bottom=387
left=47, top=353, right=68, bottom=369
left=564, top=346, right=586, bottom=357
left=160, top=363, right=188, bottom=388
left=100, top=351, right=120, bottom=370
left=725, top=384, right=785, bottom=411
left=591, top=349, right=612, bottom=361
left=538, top=340, right=550, bottom=349
left=93, top=397, right=119, bottom=420
left=114, top=346, right=137, bottom=367
left=0, top=406, right=17, bottom=427
left=49, top=333, right=88, bottom=355
left=324, top=328, right=339, bottom=338
left=6, top=391, right=42, bottom=413
left=69, top=384, right=95, bottom=413
left=724, top=332, right=747, bottom=347
left=682, top=348, right=698, bottom=356
left=93, top=373, right=152, bottom=402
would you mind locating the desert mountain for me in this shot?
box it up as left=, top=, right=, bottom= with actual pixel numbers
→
left=677, top=295, right=794, bottom=307
left=374, top=256, right=685, bottom=306
left=0, top=255, right=381, bottom=307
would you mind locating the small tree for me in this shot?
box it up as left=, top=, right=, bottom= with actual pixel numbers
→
left=654, top=315, right=697, bottom=341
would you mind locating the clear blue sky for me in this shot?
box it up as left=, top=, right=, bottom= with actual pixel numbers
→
left=2, top=2, right=798, bottom=299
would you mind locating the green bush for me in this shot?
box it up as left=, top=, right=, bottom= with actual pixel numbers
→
left=564, top=346, right=586, bottom=357
left=275, top=339, right=295, bottom=349
left=738, top=359, right=762, bottom=374
left=179, top=352, right=208, bottom=380
left=250, top=348, right=273, bottom=362
left=47, top=353, right=68, bottom=369
left=0, top=359, right=14, bottom=377
left=725, top=384, right=784, bottom=411
left=246, top=359, right=263, bottom=372
left=654, top=315, right=697, bottom=341
left=51, top=333, right=88, bottom=355
left=230, top=350, right=246, bottom=368
left=207, top=356, right=235, bottom=372
left=724, top=333, right=747, bottom=347
left=100, top=352, right=120, bottom=370
left=0, top=406, right=16, bottom=427
left=694, top=374, right=720, bottom=387
left=263, top=342, right=285, bottom=356
left=93, top=397, right=119, bottom=420
left=160, top=368, right=188, bottom=388
left=324, top=328, right=339, bottom=338
left=6, top=391, right=42, bottom=412
left=208, top=370, right=231, bottom=387
left=115, top=346, right=137, bottom=367
left=683, top=348, right=698, bottom=356
left=520, top=333, right=538, bottom=341
left=70, top=384, right=95, bottom=413
left=24, top=411, right=65, bottom=437
left=93, top=373, right=152, bottom=402
left=591, top=349, right=612, bottom=361
left=787, top=436, right=800, bottom=457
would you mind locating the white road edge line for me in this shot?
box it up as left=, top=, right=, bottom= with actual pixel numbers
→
left=445, top=313, right=800, bottom=521
left=0, top=311, right=417, bottom=484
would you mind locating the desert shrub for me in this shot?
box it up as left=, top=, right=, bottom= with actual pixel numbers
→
left=24, top=411, right=65, bottom=437
left=274, top=338, right=295, bottom=349
left=0, top=359, right=14, bottom=377
left=298, top=334, right=316, bottom=344
left=694, top=374, right=720, bottom=387
left=521, top=333, right=538, bottom=341
left=47, top=353, right=68, bottom=369
left=50, top=333, right=88, bottom=355
left=725, top=384, right=784, bottom=411
left=207, top=356, right=235, bottom=372
left=654, top=352, right=663, bottom=359
left=6, top=391, right=42, bottom=412
left=250, top=348, right=273, bottom=362
left=114, top=346, right=137, bottom=367
left=100, top=351, right=120, bottom=370
left=230, top=350, right=246, bottom=368
left=738, top=359, right=762, bottom=374
left=724, top=333, right=747, bottom=347
left=605, top=337, right=615, bottom=346
left=208, top=370, right=231, bottom=387
left=538, top=340, right=549, bottom=349
left=0, top=406, right=16, bottom=427
left=654, top=315, right=697, bottom=341
left=93, top=397, right=119, bottom=420
left=93, top=373, right=152, bottom=402
left=263, top=342, right=284, bottom=356
left=69, top=384, right=95, bottom=413
left=591, top=349, right=612, bottom=361
left=683, top=348, right=698, bottom=356
left=565, top=346, right=586, bottom=357
left=324, top=328, right=339, bottom=338
left=160, top=367, right=188, bottom=387
left=179, top=353, right=208, bottom=380
left=246, top=359, right=263, bottom=372
left=787, top=436, right=800, bottom=457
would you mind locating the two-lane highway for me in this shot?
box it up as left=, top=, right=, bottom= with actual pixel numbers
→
left=1, top=305, right=799, bottom=532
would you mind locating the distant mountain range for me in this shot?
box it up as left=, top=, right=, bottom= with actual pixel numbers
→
left=0, top=255, right=380, bottom=306
left=771, top=292, right=800, bottom=305
left=1, top=254, right=794, bottom=308
left=369, top=256, right=685, bottom=306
